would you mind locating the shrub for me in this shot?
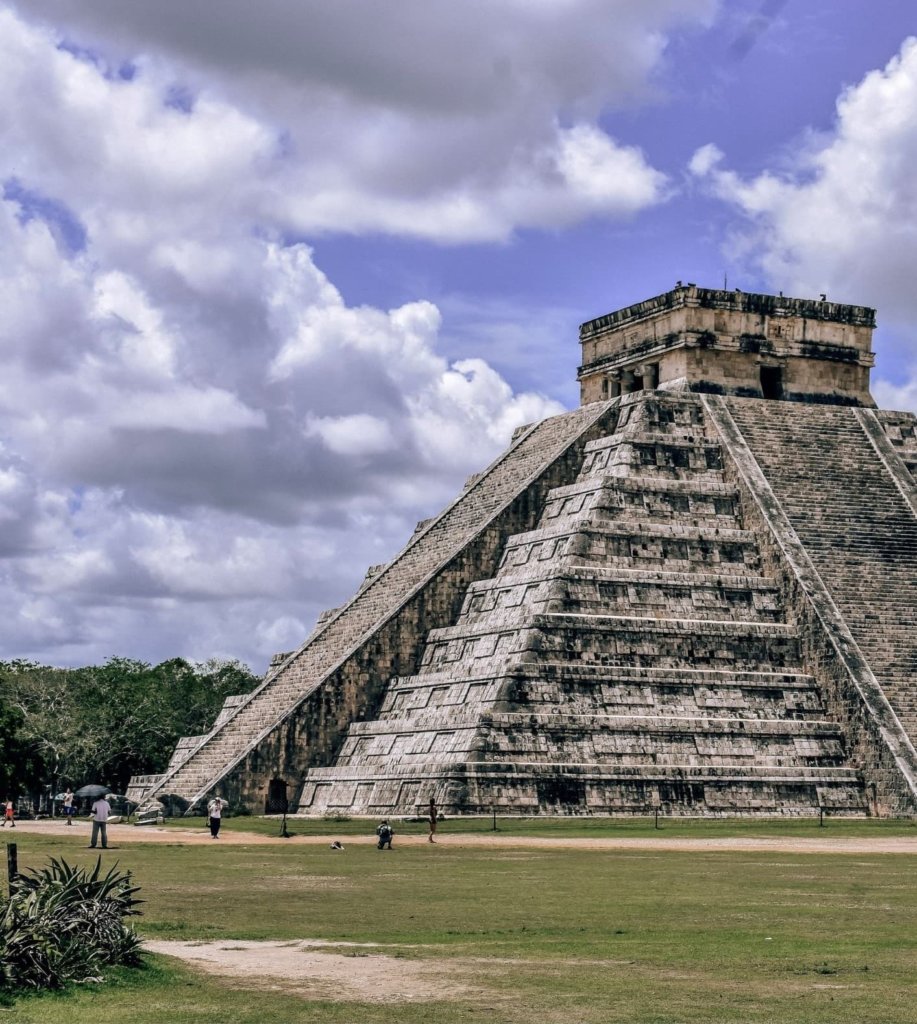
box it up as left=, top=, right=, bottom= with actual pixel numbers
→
left=0, top=857, right=143, bottom=991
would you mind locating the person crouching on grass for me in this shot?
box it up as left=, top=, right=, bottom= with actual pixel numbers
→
left=376, top=819, right=393, bottom=849
left=208, top=796, right=224, bottom=838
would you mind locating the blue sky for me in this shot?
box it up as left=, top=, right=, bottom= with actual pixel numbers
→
left=1, top=1, right=916, bottom=670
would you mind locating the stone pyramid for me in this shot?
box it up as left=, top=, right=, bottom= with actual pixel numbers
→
left=138, top=285, right=917, bottom=817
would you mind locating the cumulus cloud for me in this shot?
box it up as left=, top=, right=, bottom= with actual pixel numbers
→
left=689, top=37, right=917, bottom=411
left=873, top=377, right=917, bottom=416
left=11, top=0, right=715, bottom=242
left=304, top=414, right=397, bottom=457
left=0, top=6, right=593, bottom=668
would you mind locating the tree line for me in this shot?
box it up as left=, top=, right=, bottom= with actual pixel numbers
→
left=0, top=657, right=260, bottom=800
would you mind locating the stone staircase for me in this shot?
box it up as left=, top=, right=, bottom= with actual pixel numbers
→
left=723, top=399, right=917, bottom=737
left=143, top=399, right=618, bottom=811
left=299, top=393, right=867, bottom=816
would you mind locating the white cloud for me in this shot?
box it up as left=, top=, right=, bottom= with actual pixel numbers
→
left=690, top=37, right=917, bottom=407
left=409, top=359, right=564, bottom=462
left=255, top=615, right=310, bottom=656
left=273, top=121, right=668, bottom=242
left=8, top=1, right=716, bottom=243
left=690, top=39, right=917, bottom=310
left=687, top=142, right=723, bottom=177
left=0, top=7, right=587, bottom=668
left=555, top=124, right=666, bottom=208
left=92, top=271, right=177, bottom=379
left=304, top=414, right=397, bottom=457
left=107, top=387, right=267, bottom=434
left=873, top=377, right=917, bottom=416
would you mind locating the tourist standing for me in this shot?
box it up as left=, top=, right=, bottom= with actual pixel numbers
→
left=207, top=796, right=224, bottom=838
left=88, top=793, right=112, bottom=849
left=3, top=799, right=14, bottom=827
left=63, top=788, right=75, bottom=825
left=428, top=797, right=437, bottom=843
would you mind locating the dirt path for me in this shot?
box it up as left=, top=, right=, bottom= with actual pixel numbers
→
left=10, top=818, right=917, bottom=854
left=143, top=939, right=490, bottom=1003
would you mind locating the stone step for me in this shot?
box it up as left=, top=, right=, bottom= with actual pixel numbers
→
left=541, top=477, right=741, bottom=529
left=426, top=611, right=797, bottom=646
left=498, top=519, right=762, bottom=576
left=504, top=517, right=757, bottom=548
left=583, top=431, right=719, bottom=454
left=421, top=623, right=801, bottom=674
left=346, top=711, right=842, bottom=739
left=299, top=762, right=866, bottom=816
left=387, top=662, right=820, bottom=690
left=546, top=475, right=738, bottom=501
left=580, top=434, right=726, bottom=480
left=339, top=738, right=847, bottom=771
left=302, top=761, right=864, bottom=785
left=459, top=565, right=783, bottom=625
left=612, top=391, right=708, bottom=434
left=380, top=663, right=826, bottom=719
left=499, top=675, right=827, bottom=720
left=383, top=686, right=825, bottom=721
left=336, top=714, right=848, bottom=768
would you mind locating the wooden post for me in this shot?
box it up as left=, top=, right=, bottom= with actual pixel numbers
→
left=492, top=807, right=497, bottom=831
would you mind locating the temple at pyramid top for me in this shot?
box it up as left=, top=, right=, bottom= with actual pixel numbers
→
left=578, top=283, right=877, bottom=407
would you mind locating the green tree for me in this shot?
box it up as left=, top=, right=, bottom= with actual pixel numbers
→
left=0, top=661, right=82, bottom=794
left=0, top=657, right=259, bottom=794
left=0, top=696, right=41, bottom=798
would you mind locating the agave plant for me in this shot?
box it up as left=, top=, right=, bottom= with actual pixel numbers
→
left=0, top=857, right=143, bottom=990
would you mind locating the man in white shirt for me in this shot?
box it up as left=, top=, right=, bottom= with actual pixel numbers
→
left=89, top=793, right=112, bottom=849
left=207, top=796, right=224, bottom=838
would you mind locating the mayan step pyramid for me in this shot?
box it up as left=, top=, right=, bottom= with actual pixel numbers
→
left=138, top=284, right=917, bottom=817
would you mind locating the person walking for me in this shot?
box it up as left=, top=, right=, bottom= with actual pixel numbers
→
left=3, top=799, right=14, bottom=828
left=88, top=793, right=112, bottom=849
left=63, top=788, right=75, bottom=825
left=207, top=796, right=224, bottom=838
left=428, top=797, right=437, bottom=843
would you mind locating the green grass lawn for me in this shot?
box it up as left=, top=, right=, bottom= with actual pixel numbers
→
left=4, top=819, right=916, bottom=1023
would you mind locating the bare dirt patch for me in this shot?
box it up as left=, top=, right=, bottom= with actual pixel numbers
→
left=144, top=939, right=491, bottom=1003
left=13, top=818, right=917, bottom=854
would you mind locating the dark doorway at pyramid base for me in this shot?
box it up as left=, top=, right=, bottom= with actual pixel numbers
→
left=265, top=778, right=288, bottom=815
